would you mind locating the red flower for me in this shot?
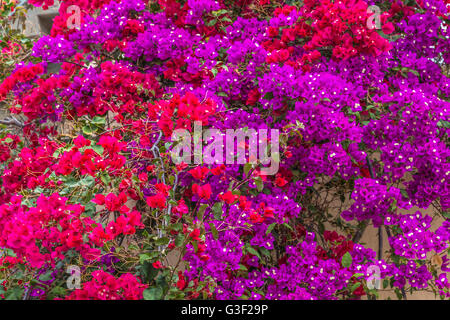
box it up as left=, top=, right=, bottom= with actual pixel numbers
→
left=146, top=192, right=167, bottom=209
left=275, top=174, right=288, bottom=187
left=92, top=194, right=106, bottom=205
left=210, top=164, right=225, bottom=176
left=246, top=88, right=261, bottom=106
left=189, top=228, right=201, bottom=241
left=138, top=172, right=148, bottom=183
left=382, top=22, right=395, bottom=35
left=249, top=211, right=264, bottom=224
left=105, top=192, right=128, bottom=211
left=219, top=191, right=238, bottom=204
left=172, top=198, right=189, bottom=217
left=267, top=26, right=279, bottom=38
left=73, top=135, right=91, bottom=148
left=188, top=166, right=210, bottom=180
left=176, top=271, right=187, bottom=290
left=176, top=162, right=188, bottom=171
left=192, top=184, right=212, bottom=200
left=155, top=183, right=171, bottom=196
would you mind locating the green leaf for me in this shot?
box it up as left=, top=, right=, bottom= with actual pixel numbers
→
left=80, top=176, right=95, bottom=188
left=82, top=125, right=95, bottom=135
left=139, top=252, right=158, bottom=264
left=206, top=19, right=217, bottom=26
left=156, top=274, right=169, bottom=293
left=84, top=202, right=96, bottom=216
left=266, top=223, right=277, bottom=236
left=4, top=287, right=24, bottom=300
left=155, top=237, right=169, bottom=246
left=143, top=287, right=163, bottom=300
left=437, top=120, right=450, bottom=129
left=197, top=204, right=208, bottom=221
left=246, top=246, right=261, bottom=259
left=91, top=144, right=104, bottom=155
left=282, top=223, right=293, bottom=231
left=244, top=163, right=253, bottom=177
left=141, top=261, right=159, bottom=282
left=91, top=116, right=106, bottom=125
left=100, top=173, right=111, bottom=185
left=350, top=282, right=361, bottom=293
left=175, top=233, right=185, bottom=247
left=209, top=222, right=218, bottom=240
left=39, top=270, right=53, bottom=282
left=255, top=177, right=264, bottom=192
left=238, top=264, right=248, bottom=271
left=212, top=202, right=223, bottom=220
left=48, top=286, right=66, bottom=298
left=341, top=252, right=352, bottom=268
left=263, top=92, right=273, bottom=100
left=170, top=223, right=183, bottom=232
left=260, top=248, right=271, bottom=258
left=400, top=189, right=409, bottom=199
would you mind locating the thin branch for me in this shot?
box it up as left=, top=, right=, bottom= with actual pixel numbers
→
left=0, top=116, right=25, bottom=127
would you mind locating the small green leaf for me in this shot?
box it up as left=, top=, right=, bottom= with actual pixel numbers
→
left=282, top=223, right=293, bottom=231
left=100, top=173, right=111, bottom=185
left=238, top=264, right=248, bottom=271
left=80, top=176, right=95, bottom=187
left=39, top=271, right=53, bottom=282
left=246, top=246, right=261, bottom=259
left=155, top=237, right=169, bottom=246
left=143, top=287, right=163, bottom=300
left=341, top=252, right=352, bottom=268
left=266, top=223, right=277, bottom=236
left=82, top=125, right=95, bottom=135
left=209, top=222, right=218, bottom=240
left=91, top=144, right=104, bottom=155
left=263, top=92, right=273, bottom=100
left=4, top=287, right=24, bottom=300
left=175, top=233, right=184, bottom=247
left=91, top=116, right=106, bottom=125
left=197, top=204, right=208, bottom=221
left=350, top=282, right=361, bottom=293
left=244, top=163, right=253, bottom=177
left=212, top=202, right=223, bottom=220
left=255, top=177, right=264, bottom=192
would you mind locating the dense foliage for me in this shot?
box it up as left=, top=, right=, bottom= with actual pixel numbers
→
left=0, top=0, right=449, bottom=300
